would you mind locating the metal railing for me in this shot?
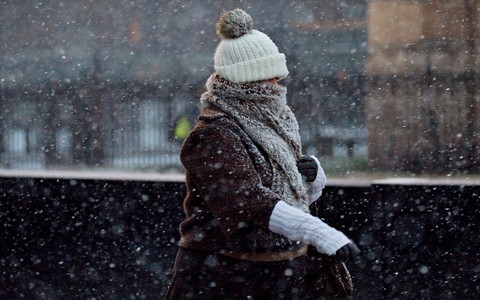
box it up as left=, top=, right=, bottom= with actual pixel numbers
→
left=1, top=74, right=367, bottom=171
left=0, top=84, right=189, bottom=171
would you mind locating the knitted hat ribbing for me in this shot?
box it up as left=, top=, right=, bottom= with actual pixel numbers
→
left=213, top=9, right=289, bottom=83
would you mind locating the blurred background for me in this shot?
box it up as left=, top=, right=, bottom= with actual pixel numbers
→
left=0, top=0, right=478, bottom=176
left=2, top=2, right=480, bottom=299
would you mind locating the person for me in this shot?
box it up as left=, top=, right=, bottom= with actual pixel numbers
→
left=173, top=116, right=193, bottom=141
left=166, top=9, right=360, bottom=299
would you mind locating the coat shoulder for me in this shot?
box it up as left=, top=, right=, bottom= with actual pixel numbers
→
left=188, top=106, right=242, bottom=141
left=180, top=110, right=242, bottom=160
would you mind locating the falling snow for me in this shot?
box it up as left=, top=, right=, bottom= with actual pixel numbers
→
left=1, top=0, right=480, bottom=299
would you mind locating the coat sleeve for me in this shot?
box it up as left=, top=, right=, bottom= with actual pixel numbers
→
left=180, top=123, right=282, bottom=238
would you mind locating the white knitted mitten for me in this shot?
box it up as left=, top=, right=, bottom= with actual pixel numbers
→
left=269, top=201, right=350, bottom=255
left=308, top=155, right=326, bottom=204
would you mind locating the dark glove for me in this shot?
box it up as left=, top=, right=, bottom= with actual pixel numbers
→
left=331, top=241, right=361, bottom=264
left=296, top=155, right=318, bottom=182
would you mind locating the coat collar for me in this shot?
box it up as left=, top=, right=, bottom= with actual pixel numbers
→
left=198, top=104, right=228, bottom=121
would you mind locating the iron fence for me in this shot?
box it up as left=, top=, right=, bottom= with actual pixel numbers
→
left=0, top=83, right=194, bottom=171
left=1, top=74, right=367, bottom=171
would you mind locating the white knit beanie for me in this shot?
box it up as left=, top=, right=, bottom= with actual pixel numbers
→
left=213, top=9, right=289, bottom=83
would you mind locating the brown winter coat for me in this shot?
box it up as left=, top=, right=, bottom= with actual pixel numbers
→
left=178, top=104, right=302, bottom=254
left=167, top=104, right=353, bottom=299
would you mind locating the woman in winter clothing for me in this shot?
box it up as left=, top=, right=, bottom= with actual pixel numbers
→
left=166, top=9, right=360, bottom=299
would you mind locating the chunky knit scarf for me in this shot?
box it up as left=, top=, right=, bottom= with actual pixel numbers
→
left=201, top=74, right=309, bottom=212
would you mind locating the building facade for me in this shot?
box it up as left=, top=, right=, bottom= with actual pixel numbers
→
left=366, top=0, right=480, bottom=172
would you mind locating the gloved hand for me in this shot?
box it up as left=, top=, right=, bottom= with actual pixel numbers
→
left=297, top=155, right=318, bottom=182
left=331, top=241, right=361, bottom=263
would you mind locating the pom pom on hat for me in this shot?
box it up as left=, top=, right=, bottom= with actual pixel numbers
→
left=213, top=9, right=289, bottom=83
left=216, top=9, right=253, bottom=39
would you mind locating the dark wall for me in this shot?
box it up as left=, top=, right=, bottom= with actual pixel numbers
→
left=371, top=183, right=480, bottom=299
left=1, top=175, right=479, bottom=299
left=315, top=181, right=480, bottom=299
left=0, top=176, right=185, bottom=299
